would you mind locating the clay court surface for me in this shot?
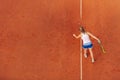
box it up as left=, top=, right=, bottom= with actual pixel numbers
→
left=0, top=0, right=120, bottom=80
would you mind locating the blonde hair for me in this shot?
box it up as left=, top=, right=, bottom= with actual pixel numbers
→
left=80, top=26, right=86, bottom=33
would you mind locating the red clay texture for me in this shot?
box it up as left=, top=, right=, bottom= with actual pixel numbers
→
left=0, top=0, right=119, bottom=80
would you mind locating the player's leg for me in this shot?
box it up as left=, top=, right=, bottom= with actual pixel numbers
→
left=84, top=49, right=87, bottom=58
left=89, top=48, right=95, bottom=63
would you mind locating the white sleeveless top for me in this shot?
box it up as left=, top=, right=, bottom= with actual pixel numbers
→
left=81, top=33, right=92, bottom=45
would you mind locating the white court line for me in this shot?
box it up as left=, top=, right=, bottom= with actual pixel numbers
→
left=80, top=0, right=82, bottom=19
left=80, top=39, right=82, bottom=80
left=80, top=0, right=83, bottom=80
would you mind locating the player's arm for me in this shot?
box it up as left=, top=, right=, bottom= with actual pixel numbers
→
left=73, top=34, right=81, bottom=39
left=87, top=32, right=101, bottom=43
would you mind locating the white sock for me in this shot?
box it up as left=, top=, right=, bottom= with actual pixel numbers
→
left=84, top=53, right=87, bottom=58
left=92, top=59, right=95, bottom=63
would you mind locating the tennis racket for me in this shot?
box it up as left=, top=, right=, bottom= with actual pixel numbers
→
left=98, top=40, right=106, bottom=54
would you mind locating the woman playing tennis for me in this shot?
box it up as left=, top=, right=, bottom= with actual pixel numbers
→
left=73, top=26, right=101, bottom=63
